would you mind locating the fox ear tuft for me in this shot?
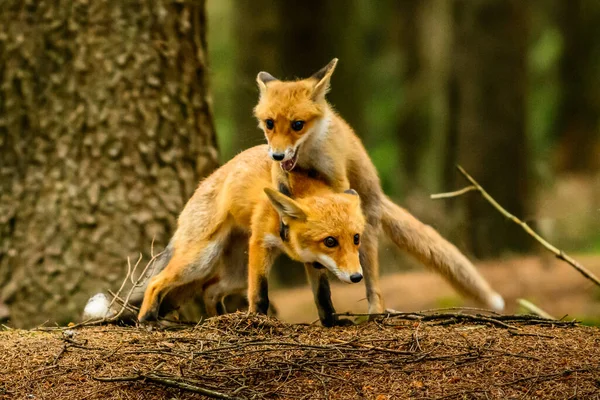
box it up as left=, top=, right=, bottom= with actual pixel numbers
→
left=264, top=187, right=307, bottom=221
left=311, top=58, right=338, bottom=101
left=257, top=72, right=278, bottom=95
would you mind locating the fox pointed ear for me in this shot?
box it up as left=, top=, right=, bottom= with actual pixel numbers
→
left=264, top=188, right=307, bottom=221
left=311, top=58, right=338, bottom=101
left=257, top=72, right=278, bottom=96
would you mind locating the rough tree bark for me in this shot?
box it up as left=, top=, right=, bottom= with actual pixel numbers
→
left=450, top=0, right=531, bottom=258
left=0, top=0, right=218, bottom=328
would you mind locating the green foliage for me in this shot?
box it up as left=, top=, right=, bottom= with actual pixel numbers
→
left=528, top=25, right=563, bottom=184
left=573, top=317, right=600, bottom=327
left=206, top=1, right=236, bottom=162
left=434, top=296, right=464, bottom=309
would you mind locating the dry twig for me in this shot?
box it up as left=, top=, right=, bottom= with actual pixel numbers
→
left=431, top=165, right=600, bottom=288
left=517, top=298, right=556, bottom=320
left=93, top=373, right=240, bottom=399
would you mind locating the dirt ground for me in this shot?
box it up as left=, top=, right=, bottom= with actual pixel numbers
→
left=271, top=254, right=600, bottom=324
left=1, top=312, right=598, bottom=400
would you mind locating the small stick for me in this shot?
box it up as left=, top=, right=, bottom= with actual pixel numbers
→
left=517, top=299, right=555, bottom=320
left=330, top=338, right=414, bottom=355
left=430, top=165, right=600, bottom=288
left=430, top=185, right=477, bottom=199
left=107, top=254, right=137, bottom=311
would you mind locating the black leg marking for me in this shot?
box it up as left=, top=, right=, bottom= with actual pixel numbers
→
left=215, top=300, right=225, bottom=315
left=256, top=276, right=270, bottom=315
left=279, top=221, right=289, bottom=242
left=278, top=182, right=292, bottom=243
left=316, top=274, right=336, bottom=327
left=158, top=297, right=179, bottom=318
left=278, top=182, right=292, bottom=197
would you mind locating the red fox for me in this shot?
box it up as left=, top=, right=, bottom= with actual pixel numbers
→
left=137, top=145, right=366, bottom=326
left=254, top=59, right=505, bottom=313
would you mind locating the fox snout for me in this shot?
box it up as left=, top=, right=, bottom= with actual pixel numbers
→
left=268, top=147, right=295, bottom=162
left=339, top=270, right=362, bottom=284
left=271, top=152, right=285, bottom=161
left=336, top=265, right=363, bottom=284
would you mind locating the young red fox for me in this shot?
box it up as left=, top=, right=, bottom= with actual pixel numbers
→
left=254, top=59, right=505, bottom=314
left=137, top=145, right=365, bottom=326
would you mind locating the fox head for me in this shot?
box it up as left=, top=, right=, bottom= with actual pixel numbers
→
left=254, top=58, right=338, bottom=171
left=264, top=186, right=365, bottom=284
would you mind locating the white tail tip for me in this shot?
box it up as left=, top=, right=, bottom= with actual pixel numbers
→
left=83, top=293, right=115, bottom=320
left=488, top=293, right=505, bottom=312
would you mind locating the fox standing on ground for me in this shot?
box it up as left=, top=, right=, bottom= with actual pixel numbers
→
left=253, top=58, right=505, bottom=315
left=136, top=146, right=366, bottom=326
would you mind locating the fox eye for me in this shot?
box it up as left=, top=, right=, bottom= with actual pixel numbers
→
left=265, top=119, right=274, bottom=130
left=354, top=234, right=360, bottom=245
left=291, top=120, right=305, bottom=131
left=324, top=236, right=338, bottom=248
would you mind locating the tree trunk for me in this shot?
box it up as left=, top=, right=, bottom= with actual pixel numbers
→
left=0, top=0, right=218, bottom=328
left=231, top=0, right=281, bottom=156
left=451, top=0, right=531, bottom=258
left=395, top=0, right=453, bottom=196
left=555, top=0, right=600, bottom=172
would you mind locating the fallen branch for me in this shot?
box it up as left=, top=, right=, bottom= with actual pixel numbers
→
left=430, top=165, right=600, bottom=288
left=333, top=311, right=577, bottom=327
left=93, top=372, right=244, bottom=399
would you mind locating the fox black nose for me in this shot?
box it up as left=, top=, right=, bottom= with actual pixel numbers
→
left=350, top=273, right=363, bottom=283
left=271, top=153, right=285, bottom=161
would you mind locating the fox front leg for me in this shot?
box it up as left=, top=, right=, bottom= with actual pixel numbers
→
left=304, top=263, right=354, bottom=327
left=247, top=237, right=276, bottom=315
left=304, top=263, right=336, bottom=327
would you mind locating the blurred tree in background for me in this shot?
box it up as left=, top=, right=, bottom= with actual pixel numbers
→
left=0, top=0, right=218, bottom=327
left=449, top=0, right=531, bottom=257
left=555, top=0, right=600, bottom=173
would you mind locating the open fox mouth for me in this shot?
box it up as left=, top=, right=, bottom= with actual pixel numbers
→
left=280, top=149, right=298, bottom=172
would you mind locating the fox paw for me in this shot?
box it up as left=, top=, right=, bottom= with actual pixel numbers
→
left=332, top=317, right=356, bottom=327
left=138, top=307, right=159, bottom=324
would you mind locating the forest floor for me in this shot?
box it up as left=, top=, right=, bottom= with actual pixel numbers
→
left=1, top=312, right=599, bottom=399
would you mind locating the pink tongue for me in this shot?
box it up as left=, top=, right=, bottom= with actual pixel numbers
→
left=281, top=160, right=294, bottom=172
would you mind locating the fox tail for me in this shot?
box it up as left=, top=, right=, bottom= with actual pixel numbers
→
left=380, top=195, right=504, bottom=311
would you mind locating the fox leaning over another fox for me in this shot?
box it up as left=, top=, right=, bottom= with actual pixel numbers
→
left=251, top=58, right=504, bottom=315
left=87, top=59, right=503, bottom=326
